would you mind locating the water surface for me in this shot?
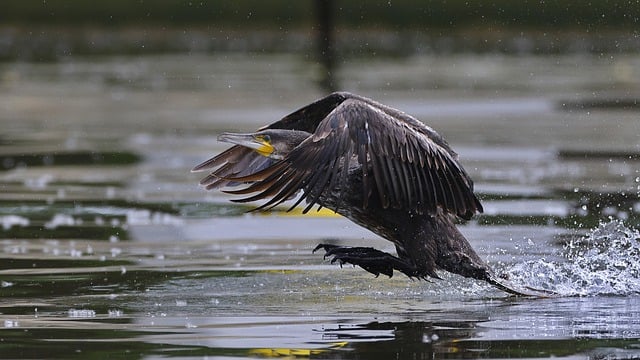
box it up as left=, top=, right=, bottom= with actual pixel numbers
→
left=1, top=53, right=640, bottom=358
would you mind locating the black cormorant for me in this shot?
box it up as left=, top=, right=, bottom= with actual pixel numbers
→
left=193, top=92, right=551, bottom=296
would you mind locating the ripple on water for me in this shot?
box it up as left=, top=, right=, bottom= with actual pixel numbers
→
left=508, top=220, right=640, bottom=296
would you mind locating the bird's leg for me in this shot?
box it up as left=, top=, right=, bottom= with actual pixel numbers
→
left=313, top=244, right=426, bottom=280
left=436, top=251, right=493, bottom=282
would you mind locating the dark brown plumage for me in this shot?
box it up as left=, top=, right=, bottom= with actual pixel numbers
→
left=193, top=92, right=553, bottom=297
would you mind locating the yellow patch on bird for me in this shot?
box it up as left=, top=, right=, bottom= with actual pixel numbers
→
left=255, top=136, right=274, bottom=157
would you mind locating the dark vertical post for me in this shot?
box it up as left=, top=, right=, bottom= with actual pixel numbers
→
left=315, top=0, right=337, bottom=92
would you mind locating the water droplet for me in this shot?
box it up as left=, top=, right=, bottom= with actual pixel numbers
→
left=507, top=220, right=640, bottom=296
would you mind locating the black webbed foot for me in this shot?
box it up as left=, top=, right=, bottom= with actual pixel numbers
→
left=313, top=244, right=425, bottom=280
left=485, top=273, right=559, bottom=297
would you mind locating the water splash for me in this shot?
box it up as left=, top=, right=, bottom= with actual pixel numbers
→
left=507, top=220, right=640, bottom=296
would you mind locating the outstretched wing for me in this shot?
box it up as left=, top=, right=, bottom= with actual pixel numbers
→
left=223, top=97, right=483, bottom=219
left=192, top=145, right=276, bottom=190
left=192, top=92, right=350, bottom=190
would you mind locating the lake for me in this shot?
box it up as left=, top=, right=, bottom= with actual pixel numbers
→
left=1, top=52, right=639, bottom=359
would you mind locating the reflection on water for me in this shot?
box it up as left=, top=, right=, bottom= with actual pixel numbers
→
left=1, top=53, right=640, bottom=358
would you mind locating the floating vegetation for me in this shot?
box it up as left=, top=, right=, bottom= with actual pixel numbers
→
left=0, top=151, right=141, bottom=171
left=558, top=149, right=640, bottom=160
left=0, top=197, right=246, bottom=239
left=558, top=98, right=640, bottom=111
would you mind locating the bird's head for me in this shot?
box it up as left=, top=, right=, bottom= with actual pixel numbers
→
left=217, top=129, right=309, bottom=160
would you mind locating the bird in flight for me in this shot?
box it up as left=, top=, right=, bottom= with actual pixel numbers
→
left=193, top=92, right=552, bottom=297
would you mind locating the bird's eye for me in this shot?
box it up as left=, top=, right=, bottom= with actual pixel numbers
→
left=262, top=135, right=271, bottom=142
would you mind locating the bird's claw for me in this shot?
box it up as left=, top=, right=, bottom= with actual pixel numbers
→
left=313, top=243, right=423, bottom=279
left=313, top=243, right=339, bottom=255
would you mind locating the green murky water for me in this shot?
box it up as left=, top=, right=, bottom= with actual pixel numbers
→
left=1, top=53, right=640, bottom=358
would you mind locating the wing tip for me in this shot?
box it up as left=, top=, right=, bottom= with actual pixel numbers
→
left=191, top=161, right=212, bottom=173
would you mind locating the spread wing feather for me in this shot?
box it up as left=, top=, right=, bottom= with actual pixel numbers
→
left=218, top=96, right=483, bottom=219
left=193, top=146, right=277, bottom=190
left=192, top=92, right=351, bottom=191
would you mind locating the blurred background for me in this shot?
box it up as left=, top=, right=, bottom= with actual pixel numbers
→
left=1, top=1, right=640, bottom=359
left=2, top=0, right=640, bottom=90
